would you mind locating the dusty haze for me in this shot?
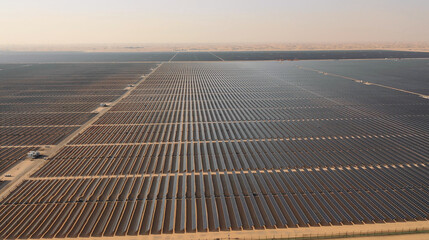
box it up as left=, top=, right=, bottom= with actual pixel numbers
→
left=1, top=0, right=429, bottom=46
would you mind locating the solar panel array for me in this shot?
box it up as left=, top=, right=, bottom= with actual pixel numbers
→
left=171, top=52, right=221, bottom=61
left=0, top=62, right=428, bottom=239
left=212, top=51, right=429, bottom=61
left=297, top=59, right=429, bottom=95
left=0, top=52, right=175, bottom=63
left=0, top=63, right=157, bottom=174
left=3, top=51, right=429, bottom=63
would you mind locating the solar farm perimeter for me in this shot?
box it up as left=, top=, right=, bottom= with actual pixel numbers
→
left=0, top=52, right=428, bottom=239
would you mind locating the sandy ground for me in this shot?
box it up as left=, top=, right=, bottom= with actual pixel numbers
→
left=350, top=233, right=429, bottom=240
left=1, top=43, right=429, bottom=52
left=42, top=221, right=429, bottom=240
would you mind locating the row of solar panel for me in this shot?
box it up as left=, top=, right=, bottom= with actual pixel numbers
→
left=0, top=126, right=79, bottom=146
left=34, top=134, right=428, bottom=177
left=1, top=113, right=96, bottom=126
left=69, top=119, right=424, bottom=145
left=1, top=169, right=428, bottom=238
left=94, top=107, right=365, bottom=124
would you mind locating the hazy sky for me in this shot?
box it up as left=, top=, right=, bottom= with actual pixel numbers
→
left=1, top=0, right=428, bottom=44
